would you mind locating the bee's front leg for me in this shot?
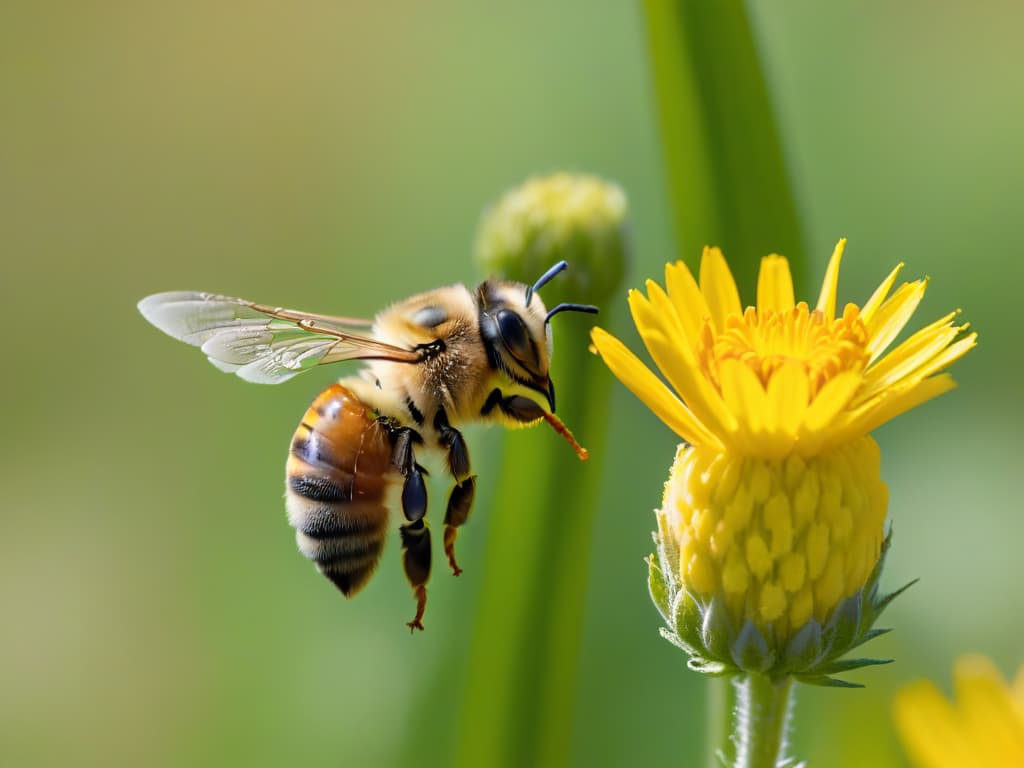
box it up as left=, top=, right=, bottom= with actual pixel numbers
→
left=434, top=408, right=475, bottom=576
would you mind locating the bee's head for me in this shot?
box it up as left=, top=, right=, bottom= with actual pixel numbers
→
left=477, top=260, right=598, bottom=414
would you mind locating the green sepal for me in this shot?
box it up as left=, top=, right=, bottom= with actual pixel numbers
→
left=873, top=578, right=919, bottom=619
left=847, top=627, right=892, bottom=652
left=812, top=657, right=893, bottom=675
left=794, top=674, right=865, bottom=689
left=731, top=619, right=775, bottom=673
left=686, top=657, right=729, bottom=676
left=652, top=524, right=913, bottom=685
left=647, top=555, right=672, bottom=623
left=701, top=595, right=736, bottom=662
left=826, top=594, right=863, bottom=653
left=673, top=590, right=706, bottom=652
left=778, top=620, right=824, bottom=676
left=659, top=627, right=701, bottom=656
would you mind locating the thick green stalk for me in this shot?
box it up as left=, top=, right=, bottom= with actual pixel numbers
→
left=641, top=0, right=803, bottom=290
left=730, top=674, right=794, bottom=768
left=455, top=175, right=625, bottom=768
left=454, top=315, right=611, bottom=768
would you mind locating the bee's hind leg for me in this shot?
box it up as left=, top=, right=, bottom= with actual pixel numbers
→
left=391, top=426, right=431, bottom=631
left=399, top=518, right=431, bottom=632
left=434, top=408, right=475, bottom=576
left=443, top=477, right=476, bottom=576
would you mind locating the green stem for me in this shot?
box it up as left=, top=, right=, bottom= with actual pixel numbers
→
left=707, top=676, right=736, bottom=768
left=730, top=674, right=794, bottom=768
left=455, top=314, right=613, bottom=768
left=641, top=0, right=804, bottom=291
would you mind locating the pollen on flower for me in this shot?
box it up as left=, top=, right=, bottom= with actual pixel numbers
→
left=707, top=302, right=871, bottom=398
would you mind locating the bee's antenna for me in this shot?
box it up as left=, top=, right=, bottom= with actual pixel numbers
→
left=545, top=303, right=599, bottom=324
left=526, top=260, right=569, bottom=305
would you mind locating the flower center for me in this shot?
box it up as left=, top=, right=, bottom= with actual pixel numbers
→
left=702, top=302, right=870, bottom=398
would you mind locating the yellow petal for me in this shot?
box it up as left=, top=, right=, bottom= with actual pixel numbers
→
left=953, top=654, right=1024, bottom=764
left=718, top=359, right=767, bottom=445
left=893, top=681, right=971, bottom=768
left=767, top=361, right=808, bottom=441
left=860, top=261, right=905, bottom=324
left=901, top=332, right=977, bottom=383
left=857, top=312, right=963, bottom=404
left=590, top=327, right=720, bottom=447
left=645, top=278, right=698, bottom=355
left=815, top=239, right=846, bottom=321
left=865, top=280, right=928, bottom=362
left=629, top=290, right=737, bottom=440
left=699, top=246, right=742, bottom=332
left=665, top=259, right=711, bottom=345
left=1013, top=665, right=1024, bottom=711
left=803, top=370, right=861, bottom=433
left=756, top=255, right=795, bottom=314
left=842, top=374, right=957, bottom=438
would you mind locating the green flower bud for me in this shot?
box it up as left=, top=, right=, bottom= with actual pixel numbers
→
left=475, top=172, right=628, bottom=306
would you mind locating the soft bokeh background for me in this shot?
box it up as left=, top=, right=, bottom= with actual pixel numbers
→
left=2, top=2, right=1020, bottom=766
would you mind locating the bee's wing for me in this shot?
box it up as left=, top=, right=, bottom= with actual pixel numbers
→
left=138, top=291, right=422, bottom=384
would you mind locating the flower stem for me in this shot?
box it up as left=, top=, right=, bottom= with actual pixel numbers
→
left=730, top=674, right=794, bottom=768
left=707, top=676, right=735, bottom=768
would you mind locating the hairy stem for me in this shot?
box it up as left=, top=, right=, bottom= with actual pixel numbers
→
left=731, top=674, right=794, bottom=768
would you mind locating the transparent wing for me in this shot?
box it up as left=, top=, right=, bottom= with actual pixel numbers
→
left=138, top=291, right=421, bottom=384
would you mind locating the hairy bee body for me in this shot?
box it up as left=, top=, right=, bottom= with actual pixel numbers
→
left=286, top=383, right=396, bottom=598
left=138, top=261, right=595, bottom=630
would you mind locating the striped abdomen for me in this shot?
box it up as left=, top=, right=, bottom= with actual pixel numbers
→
left=285, top=383, right=396, bottom=597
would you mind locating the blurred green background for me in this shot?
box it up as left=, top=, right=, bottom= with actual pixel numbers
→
left=2, top=2, right=1020, bottom=766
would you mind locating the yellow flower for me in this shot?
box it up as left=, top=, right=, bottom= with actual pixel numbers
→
left=596, top=241, right=976, bottom=679
left=894, top=655, right=1024, bottom=768
left=592, top=240, right=974, bottom=458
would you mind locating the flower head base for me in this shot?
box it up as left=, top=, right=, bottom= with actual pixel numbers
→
left=894, top=655, right=1024, bottom=767
left=597, top=241, right=975, bottom=681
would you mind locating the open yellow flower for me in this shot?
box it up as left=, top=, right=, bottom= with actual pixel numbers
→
left=595, top=240, right=976, bottom=679
left=894, top=655, right=1024, bottom=768
left=592, top=239, right=975, bottom=459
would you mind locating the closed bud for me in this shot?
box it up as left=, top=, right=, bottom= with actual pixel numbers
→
left=475, top=172, right=628, bottom=306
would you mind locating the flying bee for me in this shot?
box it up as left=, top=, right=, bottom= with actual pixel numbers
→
left=138, top=261, right=596, bottom=631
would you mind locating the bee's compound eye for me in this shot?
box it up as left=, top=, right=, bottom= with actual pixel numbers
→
left=496, top=309, right=529, bottom=355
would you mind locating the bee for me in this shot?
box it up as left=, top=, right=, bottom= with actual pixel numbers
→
left=138, top=261, right=596, bottom=631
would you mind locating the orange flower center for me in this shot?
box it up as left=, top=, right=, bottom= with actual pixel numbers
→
left=699, top=302, right=870, bottom=398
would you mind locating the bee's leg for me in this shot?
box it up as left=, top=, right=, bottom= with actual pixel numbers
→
left=443, top=476, right=476, bottom=576
left=391, top=427, right=428, bottom=523
left=434, top=408, right=471, bottom=481
left=391, top=426, right=431, bottom=630
left=433, top=407, right=475, bottom=576
left=399, top=518, right=431, bottom=632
